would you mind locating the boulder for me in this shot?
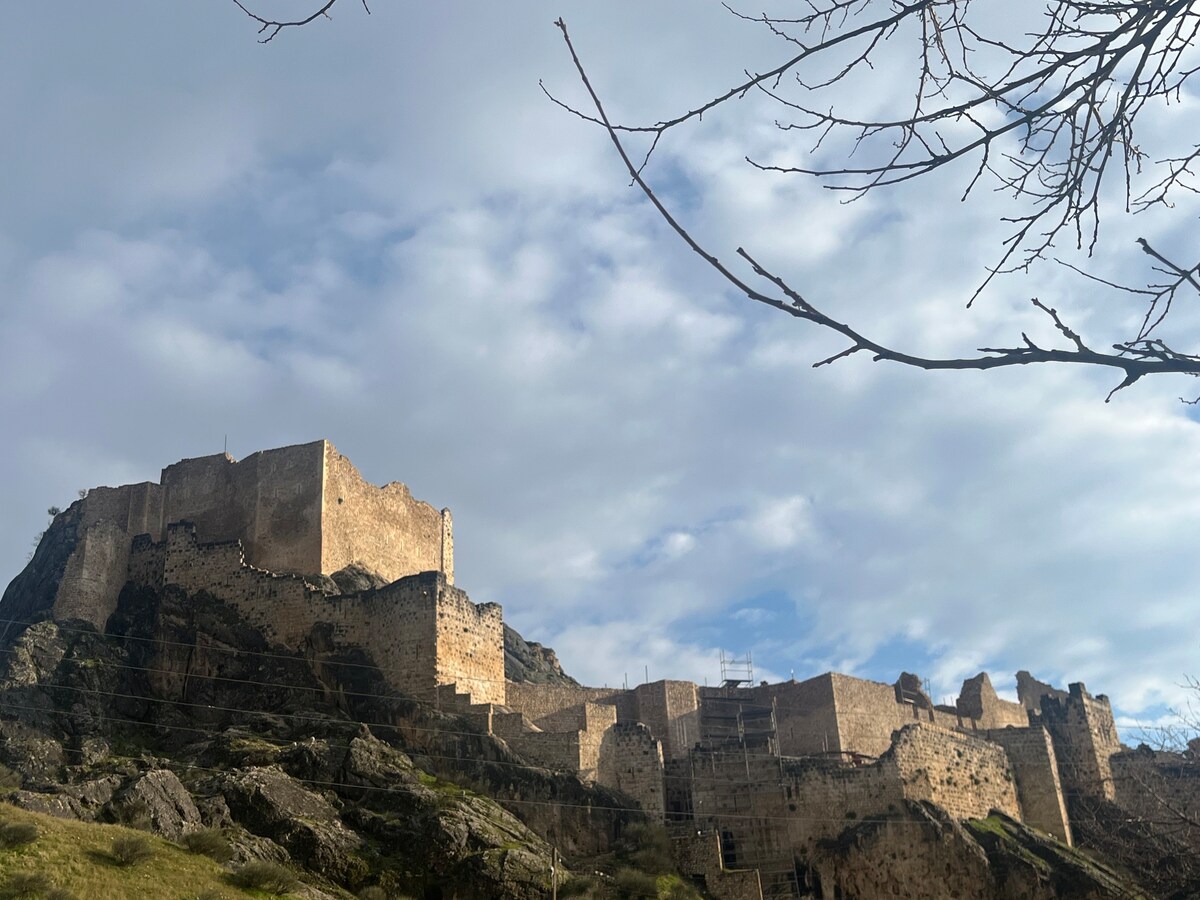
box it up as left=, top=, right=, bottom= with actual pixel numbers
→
left=108, top=769, right=202, bottom=840
left=221, top=766, right=364, bottom=883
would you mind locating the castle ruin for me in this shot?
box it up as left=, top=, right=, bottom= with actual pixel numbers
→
left=25, top=440, right=1200, bottom=900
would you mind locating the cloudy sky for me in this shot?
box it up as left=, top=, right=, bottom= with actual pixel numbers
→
left=3, top=2, right=1198, bottom=732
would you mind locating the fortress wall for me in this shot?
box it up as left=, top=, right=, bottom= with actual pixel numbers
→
left=1112, top=749, right=1200, bottom=851
left=127, top=535, right=166, bottom=589
left=742, top=675, right=840, bottom=757
left=598, top=723, right=665, bottom=821
left=433, top=584, right=504, bottom=705
left=237, top=443, right=324, bottom=576
left=151, top=525, right=451, bottom=702
left=672, top=831, right=763, bottom=900
left=52, top=520, right=130, bottom=629
left=1017, top=670, right=1069, bottom=714
left=1040, top=683, right=1121, bottom=800
left=830, top=673, right=915, bottom=757
left=782, top=756, right=907, bottom=849
left=890, top=724, right=1020, bottom=821
left=79, top=483, right=164, bottom=539
left=579, top=702, right=618, bottom=781
left=160, top=453, right=245, bottom=551
left=320, top=443, right=452, bottom=584
left=984, top=725, right=1071, bottom=844
left=504, top=683, right=626, bottom=729
left=633, top=680, right=700, bottom=760
left=508, top=731, right=584, bottom=775
left=957, top=672, right=1028, bottom=729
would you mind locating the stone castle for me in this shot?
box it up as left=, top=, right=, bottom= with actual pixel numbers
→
left=39, top=441, right=1200, bottom=900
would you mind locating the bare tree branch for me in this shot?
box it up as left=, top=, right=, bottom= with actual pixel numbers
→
left=553, top=15, right=1200, bottom=401
left=232, top=0, right=369, bottom=43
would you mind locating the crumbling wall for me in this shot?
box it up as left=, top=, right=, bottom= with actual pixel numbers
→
left=957, top=673, right=1028, bottom=730
left=890, top=724, right=1020, bottom=822
left=599, top=723, right=665, bottom=820
left=672, top=831, right=764, bottom=900
left=1039, top=683, right=1120, bottom=800
left=432, top=583, right=504, bottom=705
left=131, top=525, right=491, bottom=705
left=1017, top=670, right=1069, bottom=714
left=632, top=680, right=700, bottom=760
left=983, top=725, right=1071, bottom=844
left=504, top=683, right=626, bottom=729
left=320, top=442, right=453, bottom=584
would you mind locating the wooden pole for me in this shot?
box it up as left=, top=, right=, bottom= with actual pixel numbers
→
left=551, top=846, right=558, bottom=900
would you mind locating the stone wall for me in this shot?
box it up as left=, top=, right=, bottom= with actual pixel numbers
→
left=320, top=443, right=453, bottom=584
left=831, top=673, right=916, bottom=757
left=983, top=725, right=1071, bottom=844
left=129, top=524, right=496, bottom=705
left=598, top=723, right=665, bottom=821
left=889, top=724, right=1020, bottom=822
left=49, top=440, right=456, bottom=636
left=672, top=831, right=764, bottom=900
left=1039, top=682, right=1120, bottom=800
left=958, top=672, right=1028, bottom=730
left=503, top=683, right=627, bottom=730
left=632, top=680, right=700, bottom=760
left=52, top=520, right=130, bottom=629
left=432, top=583, right=504, bottom=705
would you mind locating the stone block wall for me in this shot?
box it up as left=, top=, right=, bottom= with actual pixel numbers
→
left=729, top=675, right=840, bottom=757
left=129, top=524, right=497, bottom=705
left=52, top=520, right=130, bottom=628
left=49, top=440, right=456, bottom=635
left=598, top=723, right=665, bottom=821
left=503, top=683, right=626, bottom=730
left=830, top=673, right=917, bottom=757
left=983, top=725, right=1071, bottom=844
left=1039, top=682, right=1120, bottom=800
left=320, top=443, right=453, bottom=584
left=432, top=583, right=504, bottom=705
left=672, top=831, right=764, bottom=900
left=633, top=680, right=700, bottom=760
left=958, top=672, right=1029, bottom=730
left=889, top=724, right=1020, bottom=822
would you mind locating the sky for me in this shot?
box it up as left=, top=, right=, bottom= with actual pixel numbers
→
left=2, top=2, right=1199, bottom=735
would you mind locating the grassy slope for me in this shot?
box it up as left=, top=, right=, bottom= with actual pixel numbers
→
left=0, top=803, right=325, bottom=900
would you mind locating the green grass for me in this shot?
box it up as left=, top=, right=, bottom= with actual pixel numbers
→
left=0, top=803, right=305, bottom=898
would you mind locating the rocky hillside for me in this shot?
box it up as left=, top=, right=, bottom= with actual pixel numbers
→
left=0, top=576, right=645, bottom=898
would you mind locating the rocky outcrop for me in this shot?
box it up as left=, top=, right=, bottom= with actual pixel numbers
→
left=805, top=803, right=1142, bottom=900
left=0, top=580, right=629, bottom=898
left=504, top=623, right=578, bottom=686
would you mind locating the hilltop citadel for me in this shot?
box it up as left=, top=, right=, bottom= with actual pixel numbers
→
left=21, top=440, right=1200, bottom=900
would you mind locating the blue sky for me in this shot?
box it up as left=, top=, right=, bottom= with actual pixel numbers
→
left=2, top=2, right=1199, bottom=734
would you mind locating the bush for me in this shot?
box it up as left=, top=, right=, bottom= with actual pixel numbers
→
left=0, top=873, right=52, bottom=899
left=229, top=861, right=298, bottom=895
left=182, top=828, right=232, bottom=862
left=613, top=867, right=658, bottom=896
left=356, top=889, right=388, bottom=900
left=0, top=766, right=22, bottom=793
left=0, top=823, right=39, bottom=849
left=111, top=834, right=154, bottom=866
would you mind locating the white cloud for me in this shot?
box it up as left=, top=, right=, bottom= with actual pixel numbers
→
left=2, top=0, right=1199, bottom=730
